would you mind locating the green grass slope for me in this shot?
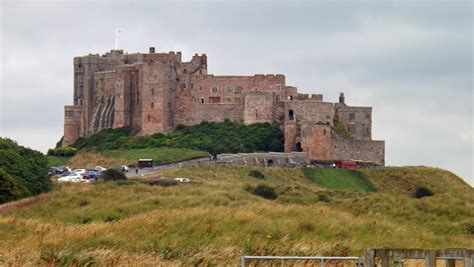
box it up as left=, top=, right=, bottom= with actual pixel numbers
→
left=303, top=168, right=375, bottom=192
left=47, top=147, right=208, bottom=168
left=0, top=166, right=472, bottom=265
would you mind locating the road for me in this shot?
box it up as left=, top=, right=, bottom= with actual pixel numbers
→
left=125, top=157, right=214, bottom=178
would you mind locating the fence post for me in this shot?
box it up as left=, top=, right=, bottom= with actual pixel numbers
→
left=365, top=249, right=375, bottom=267
left=425, top=250, right=436, bottom=267
left=241, top=256, right=245, bottom=267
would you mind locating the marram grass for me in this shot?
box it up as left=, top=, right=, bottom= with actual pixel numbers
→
left=0, top=166, right=472, bottom=266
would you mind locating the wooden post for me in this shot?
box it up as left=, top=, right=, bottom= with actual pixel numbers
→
left=464, top=256, right=473, bottom=267
left=365, top=249, right=375, bottom=267
left=445, top=259, right=455, bottom=267
left=425, top=250, right=436, bottom=267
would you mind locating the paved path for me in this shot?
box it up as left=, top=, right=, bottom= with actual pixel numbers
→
left=126, top=157, right=214, bottom=178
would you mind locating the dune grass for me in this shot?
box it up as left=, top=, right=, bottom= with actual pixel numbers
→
left=0, top=166, right=472, bottom=265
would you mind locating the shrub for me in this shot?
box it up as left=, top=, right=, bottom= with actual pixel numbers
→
left=47, top=146, right=77, bottom=157
left=413, top=186, right=434, bottom=199
left=71, top=121, right=283, bottom=155
left=248, top=170, right=265, bottom=180
left=332, top=123, right=352, bottom=139
left=467, top=224, right=474, bottom=234
left=0, top=138, right=51, bottom=197
left=0, top=168, right=29, bottom=204
left=100, top=169, right=127, bottom=181
left=316, top=193, right=330, bottom=202
left=248, top=184, right=278, bottom=200
left=104, top=214, right=120, bottom=222
left=147, top=179, right=178, bottom=187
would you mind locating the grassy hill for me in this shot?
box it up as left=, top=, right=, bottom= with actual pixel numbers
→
left=0, top=166, right=472, bottom=265
left=47, top=147, right=208, bottom=168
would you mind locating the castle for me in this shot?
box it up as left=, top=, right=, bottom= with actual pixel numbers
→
left=63, top=48, right=385, bottom=165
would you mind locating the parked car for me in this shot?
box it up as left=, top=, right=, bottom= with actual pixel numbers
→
left=58, top=174, right=83, bottom=183
left=72, top=169, right=87, bottom=175
left=95, top=166, right=107, bottom=172
left=111, top=165, right=129, bottom=172
left=336, top=160, right=358, bottom=169
left=88, top=170, right=99, bottom=180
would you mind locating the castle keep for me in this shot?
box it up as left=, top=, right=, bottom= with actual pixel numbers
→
left=63, top=48, right=385, bottom=165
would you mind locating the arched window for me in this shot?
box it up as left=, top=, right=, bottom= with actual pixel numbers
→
left=288, top=95, right=293, bottom=100
left=267, top=159, right=274, bottom=167
left=289, top=109, right=294, bottom=120
left=201, top=98, right=204, bottom=104
left=151, top=102, right=154, bottom=109
left=147, top=115, right=151, bottom=122
left=151, top=88, right=155, bottom=96
left=295, top=142, right=302, bottom=152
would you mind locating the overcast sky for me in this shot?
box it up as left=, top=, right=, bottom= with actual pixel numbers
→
left=0, top=0, right=472, bottom=185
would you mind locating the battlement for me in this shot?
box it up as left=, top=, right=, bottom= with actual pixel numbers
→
left=63, top=48, right=384, bottom=165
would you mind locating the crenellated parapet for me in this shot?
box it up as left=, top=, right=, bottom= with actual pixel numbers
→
left=62, top=47, right=385, bottom=165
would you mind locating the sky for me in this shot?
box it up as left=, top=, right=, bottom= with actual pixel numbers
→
left=0, top=0, right=472, bottom=185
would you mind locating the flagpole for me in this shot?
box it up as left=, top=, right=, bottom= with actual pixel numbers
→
left=115, top=30, right=122, bottom=49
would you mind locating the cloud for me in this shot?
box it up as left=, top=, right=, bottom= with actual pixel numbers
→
left=1, top=0, right=472, bottom=185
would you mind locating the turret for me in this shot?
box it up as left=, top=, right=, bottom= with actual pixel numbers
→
left=339, top=92, right=345, bottom=105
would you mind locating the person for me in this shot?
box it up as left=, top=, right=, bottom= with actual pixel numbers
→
left=135, top=168, right=138, bottom=174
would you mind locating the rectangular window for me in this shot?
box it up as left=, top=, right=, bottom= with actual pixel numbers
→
left=348, top=125, right=355, bottom=134
left=211, top=86, right=218, bottom=93
left=234, top=97, right=241, bottom=103
left=209, top=97, right=221, bottom=103
left=65, top=110, right=74, bottom=117
left=366, top=112, right=371, bottom=119
left=275, top=84, right=281, bottom=91
left=349, top=113, right=355, bottom=120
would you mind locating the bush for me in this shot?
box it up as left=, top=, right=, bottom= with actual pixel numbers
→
left=0, top=138, right=51, bottom=197
left=248, top=170, right=265, bottom=180
left=47, top=146, right=77, bottom=157
left=248, top=184, right=278, bottom=200
left=413, top=186, right=434, bottom=199
left=467, top=224, right=474, bottom=234
left=332, top=123, right=352, bottom=139
left=0, top=168, right=29, bottom=204
left=147, top=179, right=178, bottom=187
left=316, top=193, right=330, bottom=202
left=100, top=169, right=127, bottom=181
left=71, top=121, right=283, bottom=155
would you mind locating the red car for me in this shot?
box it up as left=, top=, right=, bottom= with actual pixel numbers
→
left=336, top=160, right=358, bottom=169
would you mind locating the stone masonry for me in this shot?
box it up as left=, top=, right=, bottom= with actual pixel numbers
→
left=63, top=48, right=385, bottom=165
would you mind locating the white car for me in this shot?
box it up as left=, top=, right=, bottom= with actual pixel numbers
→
left=95, top=166, right=107, bottom=172
left=72, top=169, right=87, bottom=175
left=58, top=174, right=83, bottom=183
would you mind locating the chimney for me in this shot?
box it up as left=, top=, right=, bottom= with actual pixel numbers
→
left=149, top=47, right=155, bottom=53
left=339, top=92, right=345, bottom=105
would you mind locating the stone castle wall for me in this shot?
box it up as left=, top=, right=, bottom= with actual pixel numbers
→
left=331, top=138, right=385, bottom=165
left=63, top=48, right=385, bottom=165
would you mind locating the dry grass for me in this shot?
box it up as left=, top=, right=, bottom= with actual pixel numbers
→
left=0, top=166, right=472, bottom=266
